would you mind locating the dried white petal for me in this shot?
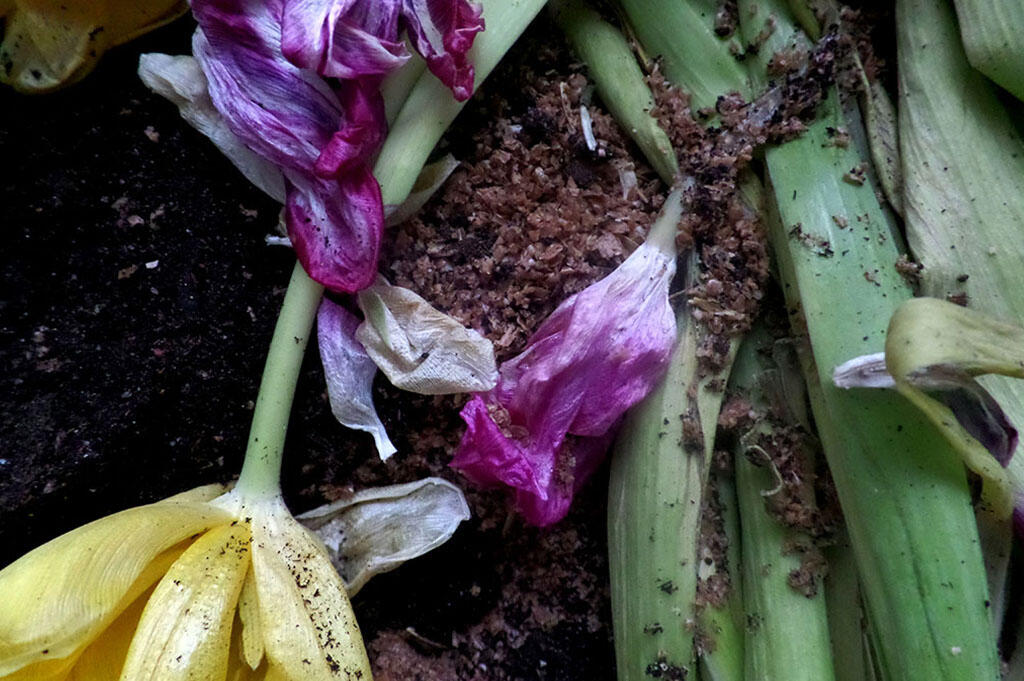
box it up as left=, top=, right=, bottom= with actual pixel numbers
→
left=138, top=53, right=287, bottom=203
left=356, top=277, right=498, bottom=395
left=297, top=478, right=471, bottom=595
left=580, top=105, right=597, bottom=151
left=318, top=299, right=397, bottom=460
left=832, top=352, right=896, bottom=389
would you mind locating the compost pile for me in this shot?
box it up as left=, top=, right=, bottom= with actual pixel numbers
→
left=4, top=0, right=1024, bottom=680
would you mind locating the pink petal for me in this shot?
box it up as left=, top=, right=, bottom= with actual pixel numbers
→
left=285, top=169, right=383, bottom=293
left=193, top=1, right=339, bottom=172
left=281, top=0, right=409, bottom=79
left=452, top=242, right=677, bottom=525
left=314, top=80, right=388, bottom=178
left=400, top=0, right=484, bottom=101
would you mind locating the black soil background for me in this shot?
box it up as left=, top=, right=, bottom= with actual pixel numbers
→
left=0, top=15, right=615, bottom=681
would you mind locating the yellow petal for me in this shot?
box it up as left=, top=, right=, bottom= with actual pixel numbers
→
left=0, top=0, right=187, bottom=93
left=160, top=484, right=229, bottom=504
left=226, top=612, right=251, bottom=681
left=237, top=567, right=264, bottom=670
left=66, top=582, right=156, bottom=681
left=119, top=522, right=251, bottom=681
left=249, top=498, right=372, bottom=681
left=0, top=501, right=233, bottom=676
left=263, top=665, right=291, bottom=681
left=0, top=542, right=186, bottom=681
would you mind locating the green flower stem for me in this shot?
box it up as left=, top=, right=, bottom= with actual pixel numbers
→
left=375, top=0, right=547, bottom=205
left=233, top=0, right=548, bottom=497
left=235, top=262, right=324, bottom=500
left=551, top=0, right=679, bottom=184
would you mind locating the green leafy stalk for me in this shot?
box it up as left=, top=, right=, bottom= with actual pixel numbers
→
left=551, top=0, right=679, bottom=184
left=698, top=469, right=745, bottom=681
left=897, top=0, right=1024, bottom=630
left=825, top=531, right=872, bottom=681
left=609, top=304, right=704, bottom=681
left=602, top=3, right=765, bottom=675
left=608, top=194, right=706, bottom=681
left=374, top=0, right=547, bottom=205
left=729, top=329, right=835, bottom=681
left=739, top=0, right=1000, bottom=678
left=952, top=0, right=1024, bottom=103
left=618, top=0, right=750, bottom=112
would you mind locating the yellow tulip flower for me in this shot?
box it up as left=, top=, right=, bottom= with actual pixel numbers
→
left=0, top=0, right=188, bottom=92
left=0, top=482, right=373, bottom=681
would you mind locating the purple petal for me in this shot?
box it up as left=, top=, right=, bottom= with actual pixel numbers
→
left=192, top=1, right=339, bottom=172
left=933, top=378, right=1019, bottom=468
left=193, top=0, right=385, bottom=293
left=281, top=0, right=409, bottom=79
left=401, top=0, right=484, bottom=101
left=314, top=80, right=388, bottom=178
left=451, top=242, right=677, bottom=525
left=285, top=169, right=383, bottom=293
left=1014, top=498, right=1024, bottom=540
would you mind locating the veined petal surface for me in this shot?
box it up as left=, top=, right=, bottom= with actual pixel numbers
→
left=281, top=0, right=407, bottom=79
left=317, top=297, right=397, bottom=460
left=0, top=501, right=233, bottom=676
left=119, top=523, right=251, bottom=681
left=192, top=0, right=383, bottom=292
left=356, top=276, right=497, bottom=395
left=452, top=241, right=677, bottom=525
left=400, top=0, right=484, bottom=100
left=66, top=583, right=154, bottom=681
left=249, top=498, right=371, bottom=681
left=138, top=53, right=287, bottom=203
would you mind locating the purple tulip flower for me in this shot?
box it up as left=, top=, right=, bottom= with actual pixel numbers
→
left=451, top=197, right=681, bottom=525
left=192, top=0, right=483, bottom=292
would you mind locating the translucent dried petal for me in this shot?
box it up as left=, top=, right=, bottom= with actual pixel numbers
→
left=384, top=153, right=460, bottom=226
left=356, top=276, right=497, bottom=395
left=297, top=477, right=471, bottom=594
left=138, top=54, right=287, bottom=203
left=453, top=235, right=677, bottom=525
left=317, top=297, right=397, bottom=460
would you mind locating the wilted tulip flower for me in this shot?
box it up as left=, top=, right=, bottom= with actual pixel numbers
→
left=0, top=474, right=470, bottom=680
left=452, top=191, right=684, bottom=525
left=189, top=0, right=483, bottom=293
left=0, top=483, right=371, bottom=681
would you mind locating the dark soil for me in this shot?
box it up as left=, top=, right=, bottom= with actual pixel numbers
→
left=0, top=15, right=619, bottom=681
